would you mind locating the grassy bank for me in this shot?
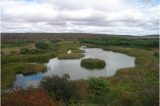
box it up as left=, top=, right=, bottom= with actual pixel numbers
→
left=1, top=63, right=47, bottom=89
left=58, top=53, right=84, bottom=59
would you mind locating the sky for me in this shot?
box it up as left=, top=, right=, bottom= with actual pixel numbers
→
left=1, top=0, right=159, bottom=35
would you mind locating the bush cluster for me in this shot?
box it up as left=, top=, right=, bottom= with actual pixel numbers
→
left=81, top=58, right=106, bottom=69
left=35, top=41, right=49, bottom=50
left=20, top=48, right=45, bottom=54
left=40, top=74, right=75, bottom=105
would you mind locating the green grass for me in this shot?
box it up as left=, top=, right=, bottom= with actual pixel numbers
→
left=81, top=58, right=106, bottom=69
left=1, top=41, right=32, bottom=48
left=57, top=41, right=80, bottom=53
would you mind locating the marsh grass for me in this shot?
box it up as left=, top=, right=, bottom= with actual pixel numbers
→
left=58, top=53, right=84, bottom=59
left=2, top=53, right=55, bottom=64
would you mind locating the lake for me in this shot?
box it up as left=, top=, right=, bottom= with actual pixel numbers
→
left=14, top=47, right=135, bottom=88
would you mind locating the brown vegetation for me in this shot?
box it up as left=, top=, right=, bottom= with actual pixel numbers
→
left=2, top=89, right=56, bottom=106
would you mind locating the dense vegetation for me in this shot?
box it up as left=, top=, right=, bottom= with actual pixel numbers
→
left=88, top=77, right=111, bottom=105
left=81, top=58, right=106, bottom=69
left=2, top=53, right=55, bottom=64
left=2, top=89, right=56, bottom=106
left=80, top=37, right=159, bottom=48
left=40, top=74, right=75, bottom=105
left=1, top=34, right=159, bottom=106
left=35, top=41, right=49, bottom=50
left=1, top=33, right=102, bottom=43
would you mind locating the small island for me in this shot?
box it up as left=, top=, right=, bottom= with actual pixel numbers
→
left=81, top=58, right=106, bottom=69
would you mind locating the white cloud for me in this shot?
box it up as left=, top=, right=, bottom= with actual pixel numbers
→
left=1, top=0, right=159, bottom=35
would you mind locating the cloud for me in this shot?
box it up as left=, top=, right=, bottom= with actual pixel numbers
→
left=1, top=0, right=159, bottom=35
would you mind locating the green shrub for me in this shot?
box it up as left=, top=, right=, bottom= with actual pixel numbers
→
left=81, top=58, right=106, bottom=69
left=153, top=52, right=159, bottom=58
left=20, top=48, right=45, bottom=55
left=40, top=74, right=75, bottom=105
left=10, top=51, right=18, bottom=55
left=20, top=48, right=30, bottom=54
left=88, top=77, right=111, bottom=104
left=35, top=41, right=49, bottom=50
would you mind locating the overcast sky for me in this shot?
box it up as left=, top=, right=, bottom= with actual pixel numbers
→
left=1, top=0, right=159, bottom=35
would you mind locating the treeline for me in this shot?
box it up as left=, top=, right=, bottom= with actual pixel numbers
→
left=2, top=33, right=158, bottom=43
left=80, top=37, right=159, bottom=48
left=1, top=33, right=100, bottom=43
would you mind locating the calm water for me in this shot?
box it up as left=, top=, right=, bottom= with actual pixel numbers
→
left=14, top=47, right=135, bottom=88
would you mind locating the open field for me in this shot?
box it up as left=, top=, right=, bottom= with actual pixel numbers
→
left=1, top=34, right=159, bottom=106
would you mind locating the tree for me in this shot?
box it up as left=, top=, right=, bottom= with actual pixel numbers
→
left=40, top=74, right=75, bottom=105
left=35, top=41, right=49, bottom=50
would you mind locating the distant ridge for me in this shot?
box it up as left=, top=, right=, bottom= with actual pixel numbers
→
left=1, top=33, right=159, bottom=43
